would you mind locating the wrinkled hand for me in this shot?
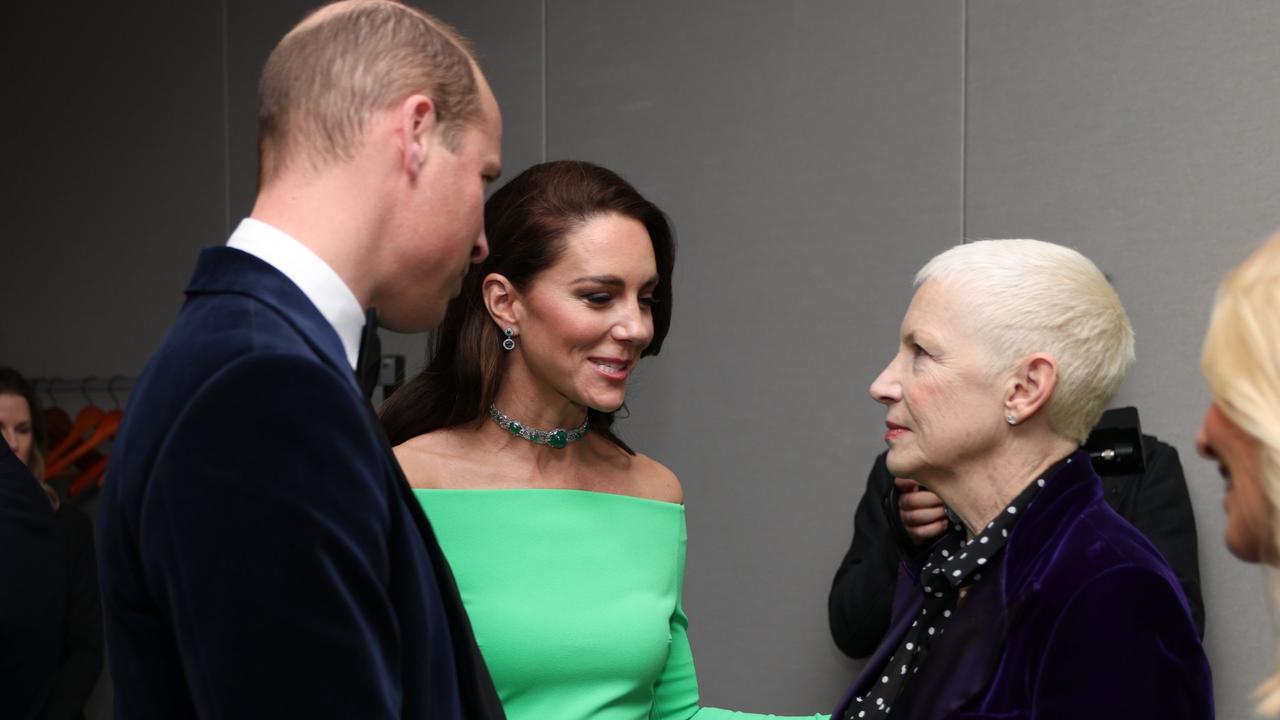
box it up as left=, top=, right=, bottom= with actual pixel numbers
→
left=896, top=477, right=949, bottom=546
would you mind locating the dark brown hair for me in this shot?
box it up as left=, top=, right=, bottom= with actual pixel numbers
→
left=258, top=0, right=481, bottom=182
left=0, top=367, right=46, bottom=479
left=380, top=160, right=676, bottom=452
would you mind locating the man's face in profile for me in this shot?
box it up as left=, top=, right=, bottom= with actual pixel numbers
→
left=384, top=73, right=502, bottom=333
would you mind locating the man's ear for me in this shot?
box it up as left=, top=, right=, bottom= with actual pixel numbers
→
left=400, top=93, right=437, bottom=179
left=1004, top=353, right=1059, bottom=425
left=482, top=272, right=520, bottom=330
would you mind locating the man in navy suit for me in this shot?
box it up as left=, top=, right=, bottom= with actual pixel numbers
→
left=97, top=2, right=505, bottom=717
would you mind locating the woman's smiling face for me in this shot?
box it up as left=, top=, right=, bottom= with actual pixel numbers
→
left=513, top=212, right=659, bottom=412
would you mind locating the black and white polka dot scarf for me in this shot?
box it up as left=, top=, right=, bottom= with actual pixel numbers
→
left=843, top=459, right=1066, bottom=719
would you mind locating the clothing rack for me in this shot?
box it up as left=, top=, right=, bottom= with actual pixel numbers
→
left=28, top=376, right=136, bottom=499
left=28, top=376, right=137, bottom=408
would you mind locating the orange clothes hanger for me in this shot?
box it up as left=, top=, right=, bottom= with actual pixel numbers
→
left=69, top=454, right=109, bottom=498
left=44, top=409, right=121, bottom=479
left=61, top=376, right=127, bottom=495
left=46, top=405, right=103, bottom=466
left=45, top=378, right=104, bottom=466
left=39, top=379, right=72, bottom=451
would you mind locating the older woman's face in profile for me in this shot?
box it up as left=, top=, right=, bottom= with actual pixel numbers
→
left=869, top=280, right=1005, bottom=480
left=1196, top=403, right=1268, bottom=562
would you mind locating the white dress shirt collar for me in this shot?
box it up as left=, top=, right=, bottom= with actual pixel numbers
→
left=226, top=218, right=365, bottom=370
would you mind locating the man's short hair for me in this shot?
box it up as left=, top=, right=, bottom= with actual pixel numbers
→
left=916, top=239, right=1135, bottom=444
left=257, top=0, right=481, bottom=182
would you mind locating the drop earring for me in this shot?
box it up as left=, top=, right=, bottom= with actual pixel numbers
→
left=502, top=327, right=517, bottom=351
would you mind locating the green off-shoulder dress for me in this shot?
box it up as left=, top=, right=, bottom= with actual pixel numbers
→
left=415, top=489, right=828, bottom=720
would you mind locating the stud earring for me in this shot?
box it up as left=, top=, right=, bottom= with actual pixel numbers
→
left=502, top=327, right=517, bottom=351
left=1006, top=413, right=1017, bottom=426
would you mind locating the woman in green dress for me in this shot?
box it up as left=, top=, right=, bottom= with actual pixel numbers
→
left=381, top=160, right=826, bottom=720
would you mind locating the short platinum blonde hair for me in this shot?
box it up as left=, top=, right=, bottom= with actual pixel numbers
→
left=916, top=239, right=1134, bottom=444
left=258, top=0, right=481, bottom=182
left=1201, top=232, right=1280, bottom=715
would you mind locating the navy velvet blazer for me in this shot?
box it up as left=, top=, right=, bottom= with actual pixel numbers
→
left=832, top=451, right=1212, bottom=719
left=97, top=247, right=504, bottom=719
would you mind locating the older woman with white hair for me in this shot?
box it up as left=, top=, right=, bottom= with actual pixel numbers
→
left=832, top=239, right=1211, bottom=719
left=1198, top=231, right=1280, bottom=715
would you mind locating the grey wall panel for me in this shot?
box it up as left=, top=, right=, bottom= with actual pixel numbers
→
left=545, top=1, right=963, bottom=710
left=421, top=0, right=545, bottom=190
left=225, top=1, right=318, bottom=225
left=965, top=2, right=1280, bottom=716
left=5, top=3, right=225, bottom=381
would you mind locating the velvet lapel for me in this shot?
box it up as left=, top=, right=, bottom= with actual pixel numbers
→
left=1002, top=451, right=1099, bottom=602
left=888, top=562, right=1009, bottom=719
left=832, top=554, right=1009, bottom=719
left=185, top=247, right=359, bottom=394
left=832, top=450, right=1097, bottom=719
left=358, top=401, right=507, bottom=720
left=897, top=453, right=1099, bottom=718
left=833, top=564, right=924, bottom=716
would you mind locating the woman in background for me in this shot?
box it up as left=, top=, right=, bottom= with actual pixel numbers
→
left=1197, top=231, right=1280, bottom=714
left=0, top=368, right=103, bottom=720
left=835, top=239, right=1210, bottom=718
left=382, top=161, right=825, bottom=720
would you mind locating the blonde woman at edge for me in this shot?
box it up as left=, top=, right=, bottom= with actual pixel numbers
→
left=1198, top=231, right=1280, bottom=715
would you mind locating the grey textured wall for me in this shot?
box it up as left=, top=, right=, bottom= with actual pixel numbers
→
left=7, top=2, right=1280, bottom=718
left=5, top=2, right=224, bottom=379
left=964, top=1, right=1280, bottom=713
left=534, top=1, right=962, bottom=711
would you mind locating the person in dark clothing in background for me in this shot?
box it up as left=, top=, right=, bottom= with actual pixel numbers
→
left=829, top=406, right=1205, bottom=660
left=0, top=368, right=103, bottom=720
left=0, top=430, right=64, bottom=719
left=43, top=497, right=103, bottom=720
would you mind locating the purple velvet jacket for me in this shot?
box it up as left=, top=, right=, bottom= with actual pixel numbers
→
left=833, top=450, right=1213, bottom=719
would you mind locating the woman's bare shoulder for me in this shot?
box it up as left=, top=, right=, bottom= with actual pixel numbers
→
left=615, top=449, right=683, bottom=505
left=393, top=430, right=472, bottom=489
